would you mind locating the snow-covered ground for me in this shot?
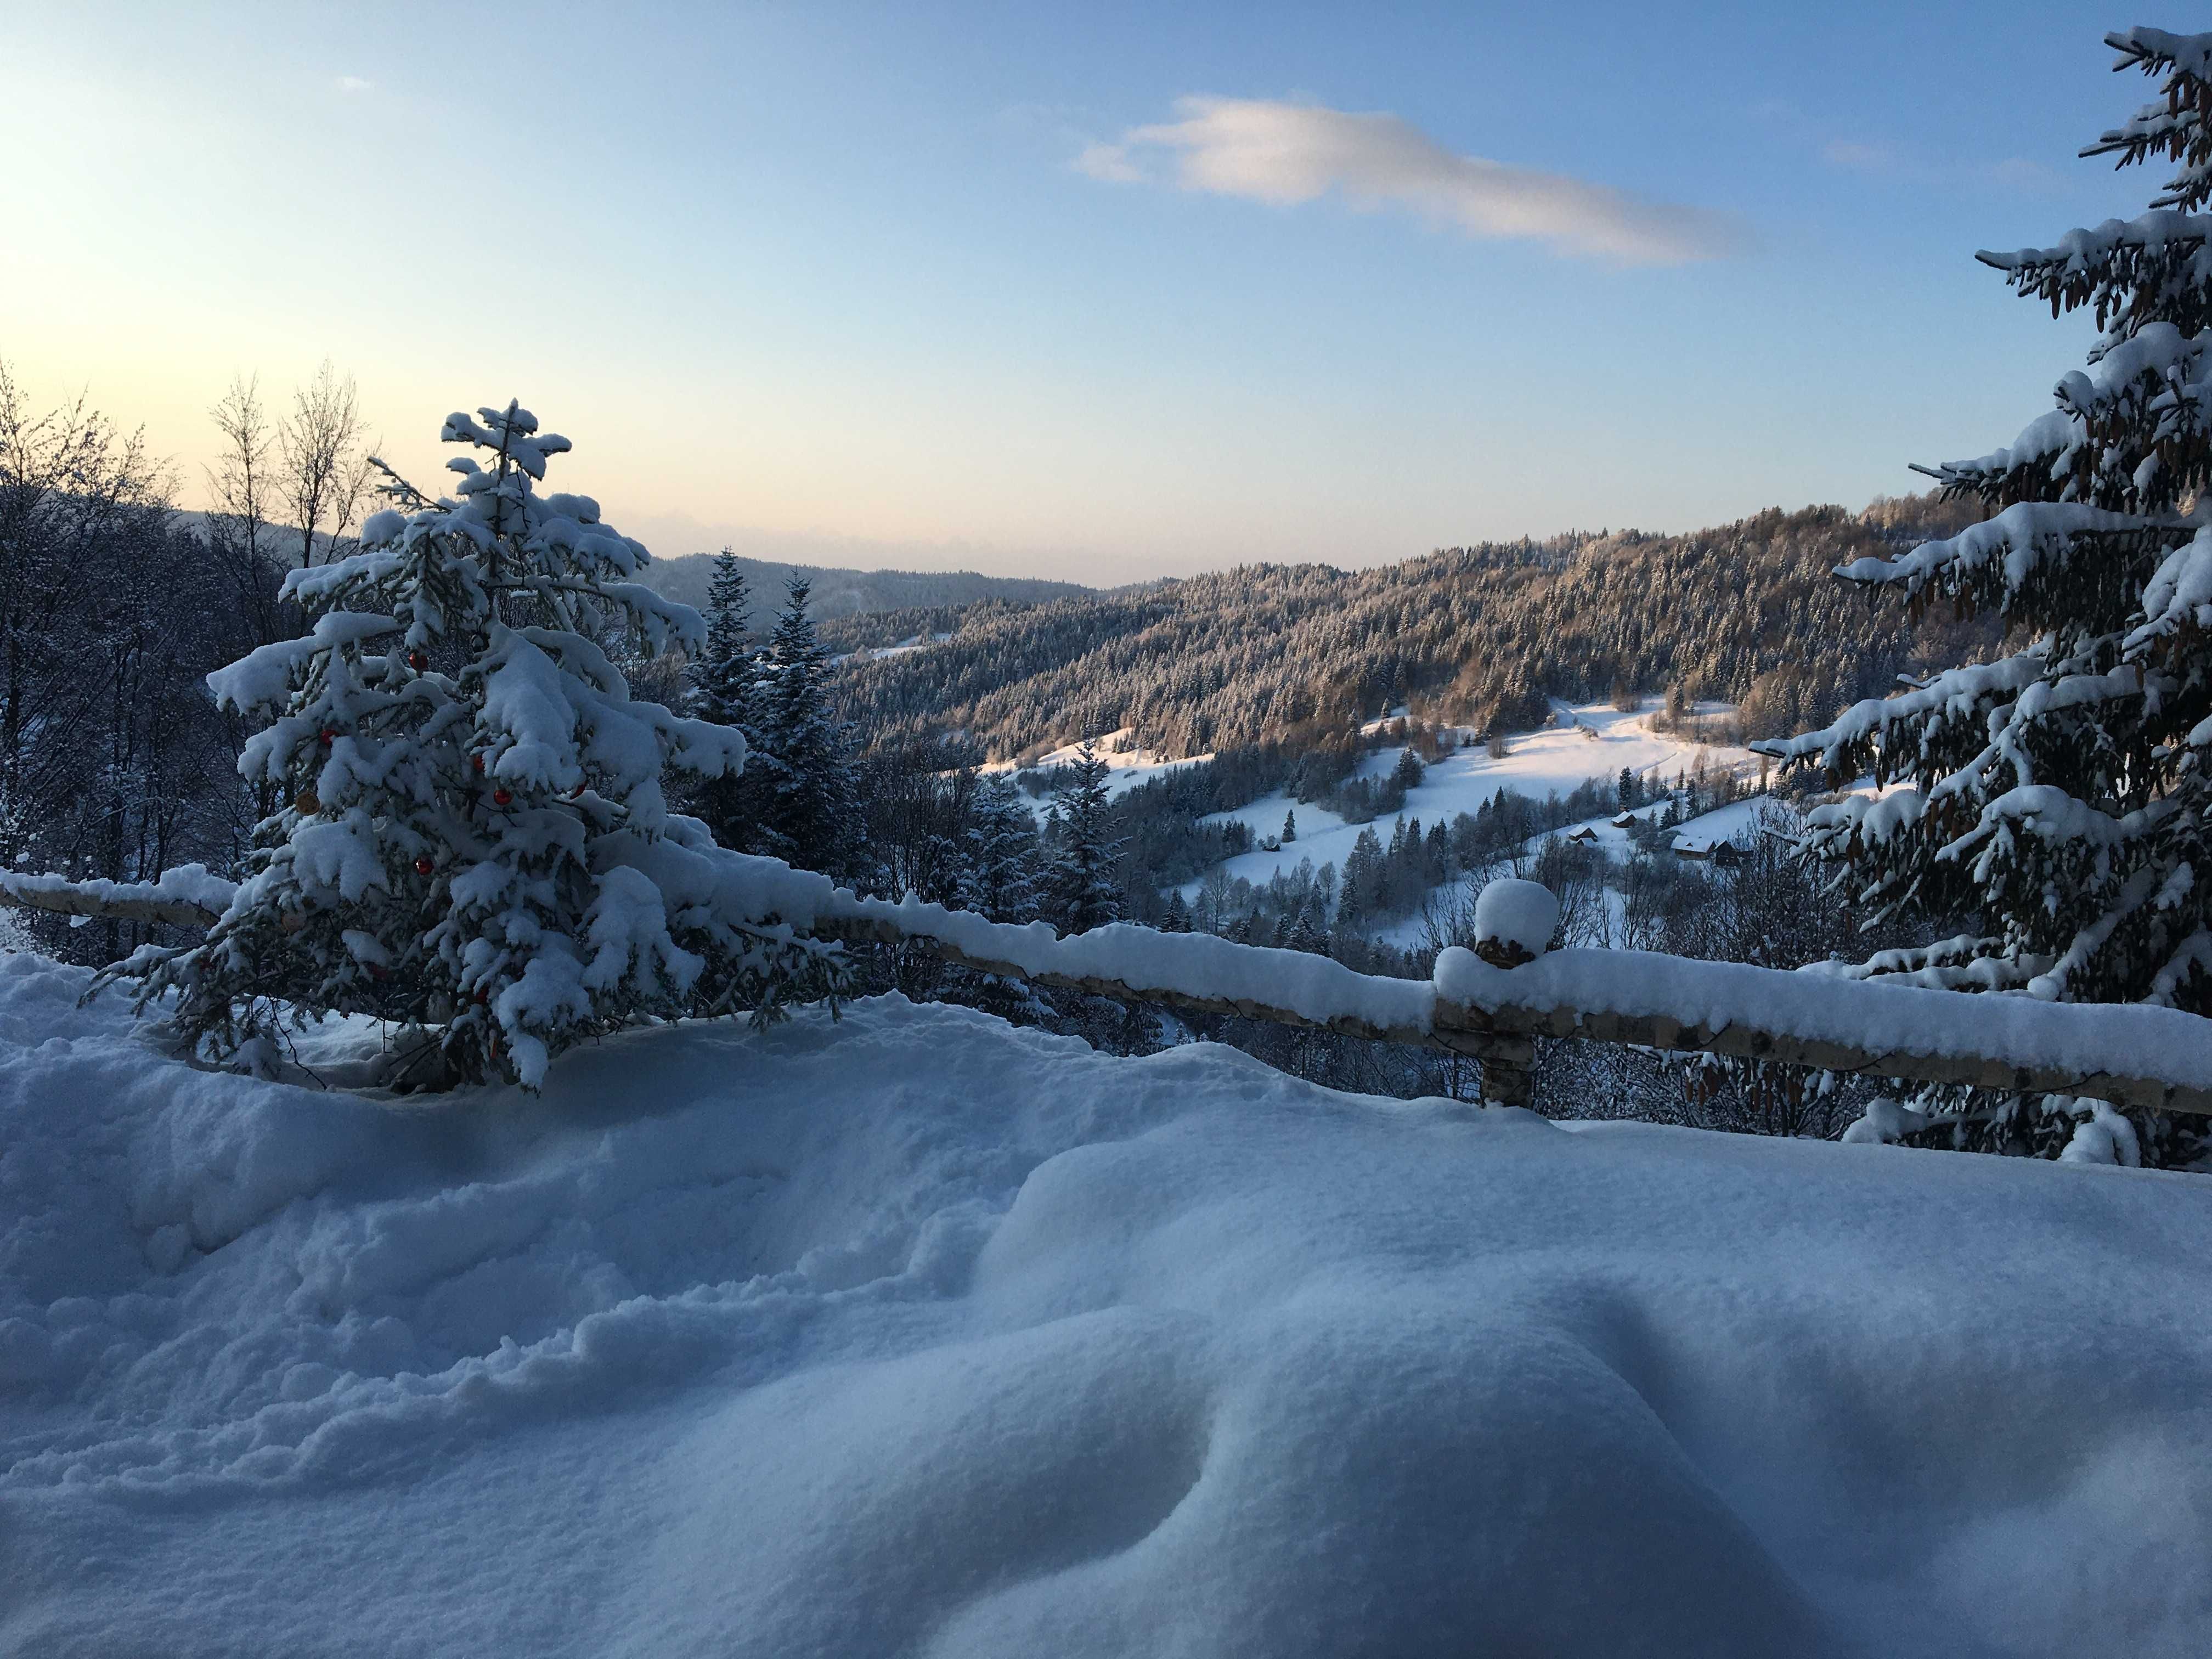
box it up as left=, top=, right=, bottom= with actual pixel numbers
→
left=990, top=728, right=1217, bottom=807
left=828, top=630, right=953, bottom=667
left=1197, top=699, right=1760, bottom=894
left=3, top=952, right=2208, bottom=1656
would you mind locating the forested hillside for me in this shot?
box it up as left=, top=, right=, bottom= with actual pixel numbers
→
left=645, top=549, right=1085, bottom=620
left=831, top=495, right=1990, bottom=760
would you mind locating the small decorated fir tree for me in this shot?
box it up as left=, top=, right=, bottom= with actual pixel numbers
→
left=108, top=403, right=844, bottom=1087
left=1757, top=30, right=2212, bottom=1163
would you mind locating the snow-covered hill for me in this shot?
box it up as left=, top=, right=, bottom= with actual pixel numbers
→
left=646, top=550, right=1086, bottom=621
left=2, top=952, right=2207, bottom=1655
left=1197, top=698, right=1759, bottom=892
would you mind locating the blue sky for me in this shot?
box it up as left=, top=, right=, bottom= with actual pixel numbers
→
left=0, top=2, right=2146, bottom=580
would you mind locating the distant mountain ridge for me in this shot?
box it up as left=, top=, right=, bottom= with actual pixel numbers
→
left=823, top=494, right=1994, bottom=763
left=640, top=550, right=1087, bottom=621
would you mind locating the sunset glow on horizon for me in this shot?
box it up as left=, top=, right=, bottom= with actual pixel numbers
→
left=5, top=1, right=2120, bottom=582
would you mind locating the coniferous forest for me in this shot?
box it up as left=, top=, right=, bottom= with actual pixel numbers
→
left=812, top=495, right=1990, bottom=764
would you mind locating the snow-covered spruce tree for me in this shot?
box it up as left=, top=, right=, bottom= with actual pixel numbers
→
left=690, top=548, right=757, bottom=729
left=957, top=770, right=1043, bottom=924
left=753, top=575, right=864, bottom=881
left=1042, top=745, right=1122, bottom=935
left=917, top=770, right=1052, bottom=1029
left=1036, top=748, right=1151, bottom=1052
left=686, top=547, right=766, bottom=852
left=105, top=403, right=845, bottom=1088
left=1757, top=29, right=2212, bottom=1166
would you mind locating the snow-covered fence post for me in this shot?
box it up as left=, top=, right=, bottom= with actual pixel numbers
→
left=1450, top=878, right=1560, bottom=1105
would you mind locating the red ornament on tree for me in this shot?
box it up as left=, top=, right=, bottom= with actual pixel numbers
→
left=407, top=649, right=427, bottom=672
left=471, top=753, right=486, bottom=773
left=319, top=729, right=336, bottom=746
left=413, top=855, right=435, bottom=876
left=493, top=787, right=514, bottom=806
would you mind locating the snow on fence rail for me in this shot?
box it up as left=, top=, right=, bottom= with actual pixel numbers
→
left=4, top=861, right=2210, bottom=1117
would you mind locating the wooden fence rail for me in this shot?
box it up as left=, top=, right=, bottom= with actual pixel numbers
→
left=4, top=872, right=2208, bottom=1118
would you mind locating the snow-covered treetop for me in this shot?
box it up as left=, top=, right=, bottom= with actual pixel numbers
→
left=1963, top=37, right=2212, bottom=401
left=291, top=403, right=702, bottom=663
left=206, top=402, right=741, bottom=831
left=2084, top=29, right=2212, bottom=213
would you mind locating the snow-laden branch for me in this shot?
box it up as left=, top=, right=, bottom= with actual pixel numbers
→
left=1829, top=503, right=2153, bottom=597
left=1751, top=650, right=2048, bottom=770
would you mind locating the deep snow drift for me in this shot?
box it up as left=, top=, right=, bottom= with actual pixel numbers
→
left=2, top=953, right=2208, bottom=1656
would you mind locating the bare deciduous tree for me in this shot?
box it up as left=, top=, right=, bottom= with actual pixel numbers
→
left=0, top=362, right=170, bottom=861
left=279, top=359, right=374, bottom=568
left=205, top=374, right=288, bottom=650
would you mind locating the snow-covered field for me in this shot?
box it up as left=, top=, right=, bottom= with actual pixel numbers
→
left=3, top=952, right=2208, bottom=1656
left=989, top=729, right=1216, bottom=805
left=1200, top=699, right=1759, bottom=893
left=829, top=630, right=955, bottom=667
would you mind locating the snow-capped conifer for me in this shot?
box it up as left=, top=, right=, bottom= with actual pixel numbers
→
left=754, top=575, right=863, bottom=880
left=958, top=771, right=1042, bottom=923
left=1758, top=30, right=2212, bottom=1162
left=1042, top=746, right=1122, bottom=934
left=690, top=549, right=757, bottom=731
left=687, top=548, right=766, bottom=852
left=1160, top=888, right=1192, bottom=933
left=106, top=403, right=844, bottom=1088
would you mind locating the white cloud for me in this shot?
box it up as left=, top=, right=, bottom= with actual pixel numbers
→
left=335, top=75, right=373, bottom=95
left=1985, top=157, right=2069, bottom=195
left=1073, top=142, right=1142, bottom=184
left=1821, top=139, right=1893, bottom=172
left=1076, top=97, right=1745, bottom=266
left=1821, top=136, right=2074, bottom=196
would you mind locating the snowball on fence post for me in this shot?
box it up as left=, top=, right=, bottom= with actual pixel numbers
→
left=1472, top=879, right=1558, bottom=969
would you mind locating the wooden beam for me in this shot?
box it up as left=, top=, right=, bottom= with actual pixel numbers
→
left=1432, top=997, right=2212, bottom=1119
left=822, top=915, right=1537, bottom=1104
left=1, top=879, right=2198, bottom=1118
left=0, top=878, right=222, bottom=932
